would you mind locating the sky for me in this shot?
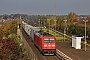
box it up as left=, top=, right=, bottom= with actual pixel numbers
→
left=0, top=0, right=90, bottom=15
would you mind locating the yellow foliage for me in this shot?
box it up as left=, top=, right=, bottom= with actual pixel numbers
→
left=68, top=12, right=77, bottom=22
left=0, top=20, right=17, bottom=34
left=47, top=16, right=55, bottom=26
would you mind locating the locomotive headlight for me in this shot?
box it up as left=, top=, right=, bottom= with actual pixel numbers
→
left=52, top=45, right=55, bottom=47
left=44, top=45, right=47, bottom=47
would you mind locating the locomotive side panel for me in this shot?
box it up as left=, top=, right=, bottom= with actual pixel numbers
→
left=34, top=33, right=42, bottom=52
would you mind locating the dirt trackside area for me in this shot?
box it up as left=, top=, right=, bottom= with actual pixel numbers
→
left=57, top=41, right=90, bottom=60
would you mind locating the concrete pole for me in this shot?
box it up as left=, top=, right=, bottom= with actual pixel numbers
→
left=63, top=20, right=67, bottom=41
left=54, top=20, right=57, bottom=37
left=83, top=19, right=88, bottom=51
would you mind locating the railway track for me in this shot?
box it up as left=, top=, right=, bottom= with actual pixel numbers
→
left=49, top=28, right=72, bottom=39
left=43, top=53, right=63, bottom=60
left=44, top=55, right=61, bottom=60
left=43, top=50, right=73, bottom=60
left=21, top=27, right=73, bottom=60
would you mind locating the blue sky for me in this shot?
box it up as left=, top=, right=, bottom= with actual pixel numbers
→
left=0, top=0, right=90, bottom=15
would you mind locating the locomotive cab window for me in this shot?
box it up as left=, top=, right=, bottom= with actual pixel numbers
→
left=44, top=38, right=54, bottom=42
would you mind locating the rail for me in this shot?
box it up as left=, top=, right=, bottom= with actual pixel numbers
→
left=50, top=28, right=72, bottom=39
left=56, top=49, right=73, bottom=60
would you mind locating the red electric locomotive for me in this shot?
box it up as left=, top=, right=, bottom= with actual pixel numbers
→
left=34, top=30, right=56, bottom=55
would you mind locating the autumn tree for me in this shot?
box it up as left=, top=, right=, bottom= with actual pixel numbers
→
left=0, top=20, right=18, bottom=38
left=68, top=12, right=77, bottom=22
left=86, top=15, right=90, bottom=23
left=87, top=15, right=90, bottom=20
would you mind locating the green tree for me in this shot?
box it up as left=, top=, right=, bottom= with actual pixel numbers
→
left=11, top=26, right=17, bottom=34
left=4, top=31, right=10, bottom=38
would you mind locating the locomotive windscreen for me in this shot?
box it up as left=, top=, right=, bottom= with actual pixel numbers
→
left=44, top=38, right=54, bottom=42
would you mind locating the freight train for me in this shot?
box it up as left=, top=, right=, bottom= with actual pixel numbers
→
left=21, top=21, right=56, bottom=55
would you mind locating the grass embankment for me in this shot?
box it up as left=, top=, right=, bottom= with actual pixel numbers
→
left=42, top=28, right=70, bottom=41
